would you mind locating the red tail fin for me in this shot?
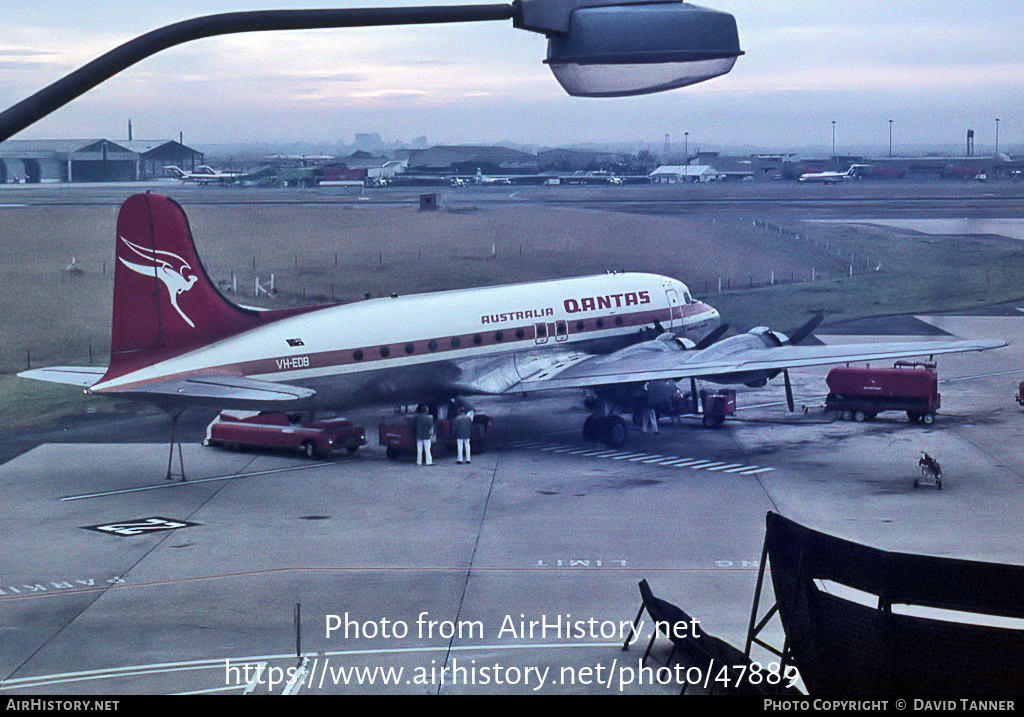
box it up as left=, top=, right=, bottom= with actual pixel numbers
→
left=106, top=192, right=261, bottom=378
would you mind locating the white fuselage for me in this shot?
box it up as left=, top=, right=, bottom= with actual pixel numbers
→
left=92, top=272, right=719, bottom=408
left=798, top=170, right=853, bottom=184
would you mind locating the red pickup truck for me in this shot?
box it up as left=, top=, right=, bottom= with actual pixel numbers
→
left=205, top=411, right=366, bottom=458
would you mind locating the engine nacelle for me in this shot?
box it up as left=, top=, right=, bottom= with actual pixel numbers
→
left=747, top=326, right=787, bottom=347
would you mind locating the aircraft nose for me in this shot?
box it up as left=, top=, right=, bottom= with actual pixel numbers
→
left=706, top=304, right=721, bottom=328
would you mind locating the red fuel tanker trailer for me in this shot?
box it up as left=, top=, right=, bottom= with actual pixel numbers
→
left=825, top=364, right=940, bottom=424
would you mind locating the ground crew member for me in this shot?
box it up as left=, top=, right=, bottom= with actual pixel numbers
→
left=415, top=405, right=434, bottom=466
left=454, top=407, right=473, bottom=464
left=641, top=382, right=659, bottom=434
left=455, top=395, right=475, bottom=420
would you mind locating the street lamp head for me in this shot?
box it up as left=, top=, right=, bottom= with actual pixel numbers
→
left=518, top=1, right=742, bottom=97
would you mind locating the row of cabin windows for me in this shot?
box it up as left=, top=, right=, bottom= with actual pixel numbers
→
left=350, top=316, right=626, bottom=361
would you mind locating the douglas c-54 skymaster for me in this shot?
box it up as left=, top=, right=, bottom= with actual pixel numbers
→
left=21, top=193, right=1005, bottom=469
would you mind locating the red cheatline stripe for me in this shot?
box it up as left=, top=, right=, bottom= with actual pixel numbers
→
left=98, top=306, right=715, bottom=393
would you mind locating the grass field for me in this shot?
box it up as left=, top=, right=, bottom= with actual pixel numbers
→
left=2, top=194, right=1022, bottom=428
left=709, top=219, right=1024, bottom=332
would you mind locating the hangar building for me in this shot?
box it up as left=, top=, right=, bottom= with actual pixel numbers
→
left=0, top=139, right=203, bottom=183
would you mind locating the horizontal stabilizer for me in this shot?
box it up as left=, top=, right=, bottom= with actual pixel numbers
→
left=106, top=374, right=316, bottom=410
left=19, top=366, right=106, bottom=388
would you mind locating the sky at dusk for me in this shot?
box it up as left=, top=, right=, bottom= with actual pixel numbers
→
left=1, top=1, right=1021, bottom=154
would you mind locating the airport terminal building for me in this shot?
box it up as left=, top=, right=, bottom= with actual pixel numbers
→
left=0, top=138, right=203, bottom=183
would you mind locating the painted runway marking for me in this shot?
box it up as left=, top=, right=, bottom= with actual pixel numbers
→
left=282, top=656, right=309, bottom=695
left=243, top=662, right=268, bottom=695
left=942, top=368, right=1024, bottom=383
left=60, top=460, right=341, bottom=501
left=83, top=517, right=200, bottom=537
left=0, top=575, right=124, bottom=598
left=0, top=642, right=625, bottom=693
left=505, top=440, right=774, bottom=476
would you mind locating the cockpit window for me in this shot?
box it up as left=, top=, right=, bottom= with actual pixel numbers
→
left=683, top=290, right=693, bottom=304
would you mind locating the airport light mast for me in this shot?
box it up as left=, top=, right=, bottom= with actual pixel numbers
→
left=0, top=1, right=743, bottom=142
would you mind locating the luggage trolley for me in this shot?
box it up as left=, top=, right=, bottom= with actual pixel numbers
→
left=915, top=452, right=943, bottom=490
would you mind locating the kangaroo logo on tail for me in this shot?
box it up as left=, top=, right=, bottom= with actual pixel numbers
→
left=118, top=236, right=199, bottom=327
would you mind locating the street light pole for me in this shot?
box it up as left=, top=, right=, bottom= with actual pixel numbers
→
left=0, top=6, right=515, bottom=143
left=831, top=120, right=836, bottom=160
left=0, top=6, right=518, bottom=143
left=996, top=118, right=1000, bottom=155
left=889, top=119, right=893, bottom=158
left=0, top=1, right=744, bottom=142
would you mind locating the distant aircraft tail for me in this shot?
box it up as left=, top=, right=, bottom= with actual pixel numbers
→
left=104, top=193, right=269, bottom=380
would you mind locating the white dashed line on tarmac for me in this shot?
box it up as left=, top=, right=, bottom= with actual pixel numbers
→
left=504, top=440, right=775, bottom=476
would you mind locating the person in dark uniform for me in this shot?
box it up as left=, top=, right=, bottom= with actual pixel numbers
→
left=454, top=406, right=473, bottom=464
left=641, top=382, right=659, bottom=434
left=415, top=405, right=434, bottom=466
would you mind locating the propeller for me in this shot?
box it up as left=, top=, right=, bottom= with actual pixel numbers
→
left=694, top=323, right=730, bottom=350
left=780, top=313, right=822, bottom=411
left=786, top=312, right=824, bottom=346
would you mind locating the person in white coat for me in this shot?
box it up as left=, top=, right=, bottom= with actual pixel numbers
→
left=454, top=407, right=473, bottom=464
left=415, top=405, right=434, bottom=466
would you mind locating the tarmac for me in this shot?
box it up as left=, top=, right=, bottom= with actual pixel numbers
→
left=1, top=182, right=1023, bottom=695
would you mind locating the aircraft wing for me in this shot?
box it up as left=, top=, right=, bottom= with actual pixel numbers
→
left=20, top=369, right=316, bottom=409
left=19, top=366, right=107, bottom=387
left=512, top=338, right=1006, bottom=392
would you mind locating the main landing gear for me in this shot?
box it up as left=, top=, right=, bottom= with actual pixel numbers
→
left=582, top=413, right=628, bottom=448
